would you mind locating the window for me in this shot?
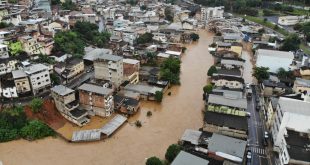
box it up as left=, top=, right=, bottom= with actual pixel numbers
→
left=46, top=79, right=49, bottom=82
left=45, top=74, right=48, bottom=77
left=38, top=82, right=41, bottom=85
left=17, top=82, right=20, bottom=85
left=37, top=77, right=40, bottom=80
left=22, top=82, right=25, bottom=84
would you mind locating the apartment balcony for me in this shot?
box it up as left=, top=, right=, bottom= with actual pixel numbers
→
left=65, top=100, right=79, bottom=111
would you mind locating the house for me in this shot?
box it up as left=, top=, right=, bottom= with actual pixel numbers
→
left=278, top=15, right=310, bottom=26
left=83, top=48, right=113, bottom=64
left=220, top=58, right=244, bottom=69
left=211, top=75, right=244, bottom=89
left=19, top=35, right=44, bottom=55
left=293, top=78, right=310, bottom=93
left=261, top=80, right=287, bottom=97
left=165, top=50, right=182, bottom=59
left=23, top=64, right=51, bottom=95
left=57, top=58, right=84, bottom=80
left=94, top=54, right=123, bottom=88
left=124, top=83, right=162, bottom=100
left=123, top=58, right=140, bottom=84
left=204, top=111, right=248, bottom=139
left=271, top=96, right=310, bottom=165
left=171, top=151, right=209, bottom=165
left=222, top=33, right=242, bottom=43
left=207, top=94, right=247, bottom=111
left=0, top=44, right=9, bottom=59
left=0, top=57, right=18, bottom=76
left=12, top=70, right=31, bottom=95
left=0, top=76, right=18, bottom=98
left=207, top=133, right=246, bottom=163
left=214, top=68, right=242, bottom=78
left=114, top=95, right=140, bottom=115
left=51, top=85, right=89, bottom=126
left=50, top=52, right=70, bottom=62
left=78, top=83, right=114, bottom=117
left=255, top=49, right=294, bottom=73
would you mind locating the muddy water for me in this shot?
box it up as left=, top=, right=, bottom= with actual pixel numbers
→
left=0, top=31, right=214, bottom=165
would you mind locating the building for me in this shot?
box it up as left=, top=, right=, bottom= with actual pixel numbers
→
left=12, top=70, right=31, bottom=95
left=171, top=151, right=209, bottom=165
left=19, top=36, right=44, bottom=55
left=123, top=58, right=140, bottom=84
left=255, top=49, right=294, bottom=73
left=0, top=57, right=18, bottom=76
left=23, top=64, right=51, bottom=95
left=278, top=15, right=310, bottom=26
left=78, top=83, right=114, bottom=117
left=61, top=58, right=84, bottom=80
left=51, top=85, right=89, bottom=126
left=293, top=78, right=310, bottom=93
left=201, top=6, right=224, bottom=23
left=261, top=80, right=287, bottom=97
left=94, top=54, right=123, bottom=88
left=265, top=97, right=279, bottom=131
left=114, top=95, right=140, bottom=115
left=211, top=75, right=244, bottom=89
left=271, top=96, right=310, bottom=165
left=0, top=44, right=9, bottom=59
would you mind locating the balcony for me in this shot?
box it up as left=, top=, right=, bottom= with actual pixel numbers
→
left=65, top=100, right=79, bottom=111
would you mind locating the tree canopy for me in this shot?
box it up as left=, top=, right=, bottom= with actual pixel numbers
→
left=280, top=34, right=301, bottom=51
left=20, top=120, right=54, bottom=140
left=165, top=144, right=181, bottom=163
left=154, top=91, right=163, bottom=102
left=164, top=7, right=174, bottom=22
left=53, top=31, right=85, bottom=56
left=190, top=33, right=200, bottom=41
left=136, top=32, right=154, bottom=44
left=160, top=58, right=181, bottom=84
left=146, top=157, right=163, bottom=165
left=203, top=84, right=213, bottom=94
left=207, top=65, right=217, bottom=76
left=30, top=98, right=44, bottom=113
left=9, top=41, right=23, bottom=56
left=252, top=67, right=270, bottom=83
left=61, top=0, right=78, bottom=10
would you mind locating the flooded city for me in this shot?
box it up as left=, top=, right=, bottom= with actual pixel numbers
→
left=0, top=30, right=215, bottom=165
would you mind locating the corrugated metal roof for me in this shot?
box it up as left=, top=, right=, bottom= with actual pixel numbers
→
left=72, top=129, right=102, bottom=142
left=171, top=151, right=209, bottom=165
left=100, top=114, right=127, bottom=136
left=180, top=129, right=202, bottom=145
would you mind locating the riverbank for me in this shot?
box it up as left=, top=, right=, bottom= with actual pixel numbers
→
left=0, top=30, right=214, bottom=165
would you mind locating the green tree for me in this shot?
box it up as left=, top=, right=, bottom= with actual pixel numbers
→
left=50, top=73, right=61, bottom=85
left=0, top=22, right=13, bottom=28
left=190, top=33, right=200, bottom=41
left=165, top=144, right=181, bottom=163
left=154, top=91, right=163, bottom=102
left=146, top=157, right=163, bottom=165
left=51, top=0, right=61, bottom=5
left=164, top=7, right=174, bottom=22
left=280, top=34, right=301, bottom=51
left=252, top=67, right=270, bottom=83
left=207, top=65, right=217, bottom=76
left=30, top=98, right=43, bottom=113
left=9, top=41, right=23, bottom=56
left=136, top=33, right=154, bottom=44
left=160, top=58, right=181, bottom=84
left=20, top=120, right=54, bottom=140
left=277, top=67, right=288, bottom=79
left=203, top=84, right=213, bottom=94
left=140, top=5, right=147, bottom=10
left=53, top=31, right=85, bottom=56
left=61, top=0, right=78, bottom=10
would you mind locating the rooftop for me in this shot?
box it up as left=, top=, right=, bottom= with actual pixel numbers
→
left=78, top=83, right=113, bottom=96
left=285, top=129, right=310, bottom=163
left=100, top=114, right=127, bottom=137
left=23, top=64, right=48, bottom=75
left=51, top=85, right=74, bottom=96
left=208, top=133, right=247, bottom=159
left=123, top=58, right=140, bottom=65
left=12, top=70, right=27, bottom=79
left=204, top=111, right=248, bottom=131
left=208, top=94, right=247, bottom=109
left=256, top=49, right=294, bottom=59
left=180, top=129, right=202, bottom=145
left=278, top=97, right=310, bottom=116
left=212, top=75, right=244, bottom=83
left=171, top=151, right=209, bottom=165
left=294, top=78, right=310, bottom=88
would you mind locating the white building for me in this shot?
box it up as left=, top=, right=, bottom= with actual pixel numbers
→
left=255, top=49, right=294, bottom=73
left=201, top=6, right=224, bottom=23
left=271, top=96, right=310, bottom=165
left=94, top=54, right=123, bottom=88
left=23, top=64, right=51, bottom=95
left=278, top=15, right=310, bottom=26
left=0, top=44, right=9, bottom=59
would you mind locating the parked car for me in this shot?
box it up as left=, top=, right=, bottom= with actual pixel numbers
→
left=256, top=105, right=260, bottom=111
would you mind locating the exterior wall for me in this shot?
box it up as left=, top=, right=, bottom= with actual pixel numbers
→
left=293, top=84, right=310, bottom=93
left=300, top=69, right=310, bottom=76
left=20, top=38, right=44, bottom=55
left=28, top=70, right=51, bottom=95
left=1, top=87, right=18, bottom=98
left=94, top=59, right=123, bottom=87
left=79, top=90, right=114, bottom=117
left=14, top=77, right=31, bottom=94
left=123, top=62, right=139, bottom=84
left=0, top=44, right=9, bottom=59
left=67, top=61, right=84, bottom=79
left=266, top=101, right=275, bottom=131
left=203, top=123, right=247, bottom=139
left=213, top=79, right=243, bottom=89
left=230, top=46, right=242, bottom=57
left=0, top=60, right=17, bottom=75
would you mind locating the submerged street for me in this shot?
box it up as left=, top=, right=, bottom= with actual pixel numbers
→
left=0, top=30, right=215, bottom=165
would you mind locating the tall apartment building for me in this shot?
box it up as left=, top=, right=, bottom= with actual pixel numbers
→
left=23, top=64, right=51, bottom=95
left=201, top=6, right=224, bottom=23
left=78, top=83, right=114, bottom=117
left=94, top=54, right=123, bottom=88
left=271, top=96, right=310, bottom=165
left=19, top=36, right=44, bottom=55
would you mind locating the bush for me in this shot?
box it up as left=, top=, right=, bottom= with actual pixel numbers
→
left=136, top=32, right=154, bottom=44
left=160, top=58, right=181, bottom=84
left=252, top=67, right=270, bottom=83
left=147, top=111, right=152, bottom=117
left=146, top=157, right=163, bottom=165
left=207, top=65, right=217, bottom=76
left=165, top=144, right=181, bottom=163
left=20, top=120, right=54, bottom=140
left=280, top=34, right=301, bottom=51
left=203, top=84, right=213, bottom=94
left=135, top=120, right=142, bottom=127
left=155, top=91, right=163, bottom=102
left=190, top=33, right=200, bottom=41
left=30, top=98, right=43, bottom=113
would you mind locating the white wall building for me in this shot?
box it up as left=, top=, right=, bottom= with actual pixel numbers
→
left=201, top=6, right=224, bottom=24
left=23, top=64, right=51, bottom=95
left=271, top=96, right=310, bottom=165
left=0, top=44, right=9, bottom=59
left=255, top=49, right=294, bottom=73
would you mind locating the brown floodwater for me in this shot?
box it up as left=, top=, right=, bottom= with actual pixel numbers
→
left=0, top=30, right=215, bottom=165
